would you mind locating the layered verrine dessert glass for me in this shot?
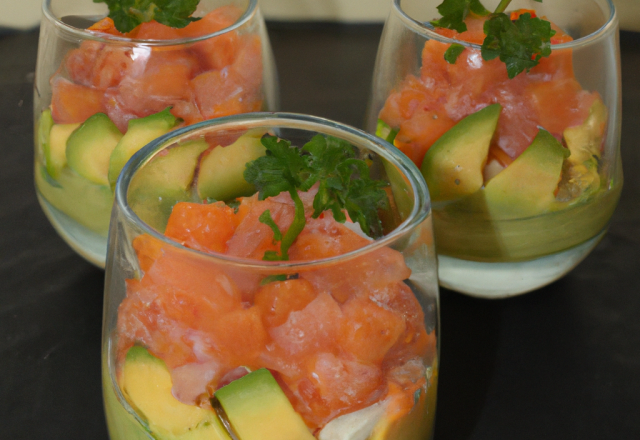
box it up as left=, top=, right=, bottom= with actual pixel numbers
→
left=34, top=0, right=278, bottom=267
left=101, top=113, right=440, bottom=440
left=367, top=0, right=622, bottom=297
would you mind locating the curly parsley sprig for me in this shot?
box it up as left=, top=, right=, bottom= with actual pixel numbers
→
left=433, top=0, right=555, bottom=78
left=93, top=0, right=200, bottom=33
left=244, top=134, right=389, bottom=261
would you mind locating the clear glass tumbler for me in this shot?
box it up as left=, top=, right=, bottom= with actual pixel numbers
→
left=101, top=113, right=439, bottom=440
left=367, top=0, right=622, bottom=298
left=34, top=0, right=278, bottom=268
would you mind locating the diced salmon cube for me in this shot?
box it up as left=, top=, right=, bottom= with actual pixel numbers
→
left=254, top=279, right=318, bottom=328
left=269, top=292, right=343, bottom=358
left=165, top=201, right=239, bottom=254
left=50, top=77, right=105, bottom=124
left=338, top=297, right=406, bottom=365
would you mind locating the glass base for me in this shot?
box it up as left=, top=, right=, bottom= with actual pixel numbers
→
left=37, top=192, right=108, bottom=268
left=437, top=230, right=605, bottom=298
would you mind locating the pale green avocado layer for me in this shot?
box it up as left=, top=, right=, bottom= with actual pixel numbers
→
left=434, top=183, right=621, bottom=262
left=35, top=164, right=113, bottom=235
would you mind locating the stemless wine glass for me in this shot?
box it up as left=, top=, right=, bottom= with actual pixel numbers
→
left=366, top=0, right=622, bottom=298
left=101, top=113, right=439, bottom=440
left=34, top=0, right=278, bottom=268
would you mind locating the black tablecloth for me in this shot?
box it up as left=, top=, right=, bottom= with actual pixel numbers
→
left=1, top=23, right=638, bottom=440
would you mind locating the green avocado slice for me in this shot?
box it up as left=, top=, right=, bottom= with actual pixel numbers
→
left=108, top=108, right=180, bottom=189
left=564, top=97, right=607, bottom=164
left=421, top=104, right=501, bottom=202
left=214, top=369, right=315, bottom=440
left=66, top=113, right=123, bottom=186
left=36, top=109, right=54, bottom=163
left=122, top=346, right=231, bottom=440
left=46, top=122, right=81, bottom=179
left=196, top=130, right=267, bottom=202
left=480, top=128, right=569, bottom=219
left=127, top=139, right=210, bottom=231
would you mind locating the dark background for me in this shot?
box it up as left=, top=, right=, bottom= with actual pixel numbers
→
left=1, top=23, right=639, bottom=439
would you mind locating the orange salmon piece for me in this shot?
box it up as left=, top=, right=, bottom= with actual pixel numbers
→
left=191, top=67, right=262, bottom=119
left=338, top=297, right=406, bottom=365
left=269, top=292, right=343, bottom=358
left=90, top=46, right=134, bottom=89
left=230, top=35, right=263, bottom=93
left=420, top=39, right=450, bottom=83
left=147, top=250, right=241, bottom=303
left=191, top=70, right=244, bottom=119
left=288, top=216, right=371, bottom=261
left=226, top=198, right=295, bottom=259
left=132, top=234, right=164, bottom=272
left=134, top=21, right=182, bottom=40
left=183, top=6, right=243, bottom=71
left=104, top=49, right=198, bottom=130
left=170, top=99, right=204, bottom=126
left=527, top=78, right=596, bottom=135
left=379, top=283, right=434, bottom=366
left=254, top=279, right=318, bottom=328
left=50, top=77, right=105, bottom=124
left=488, top=143, right=514, bottom=167
left=192, top=32, right=240, bottom=71
left=291, top=217, right=411, bottom=303
left=208, top=306, right=268, bottom=366
left=165, top=201, right=239, bottom=254
left=395, top=109, right=456, bottom=166
left=64, top=41, right=103, bottom=87
left=179, top=5, right=243, bottom=38
left=291, top=353, right=384, bottom=428
left=117, top=242, right=245, bottom=369
left=117, top=281, right=201, bottom=369
left=87, top=17, right=124, bottom=36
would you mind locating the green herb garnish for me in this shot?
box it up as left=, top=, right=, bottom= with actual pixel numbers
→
left=94, top=0, right=200, bottom=33
left=244, top=134, right=389, bottom=261
left=430, top=0, right=490, bottom=33
left=481, top=12, right=554, bottom=79
left=444, top=43, right=466, bottom=64
left=433, top=0, right=554, bottom=78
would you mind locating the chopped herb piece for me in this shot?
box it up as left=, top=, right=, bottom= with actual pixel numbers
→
left=482, top=12, right=555, bottom=78
left=430, top=0, right=490, bottom=33
left=259, top=210, right=283, bottom=242
left=93, top=0, right=201, bottom=33
left=444, top=43, right=466, bottom=64
left=225, top=199, right=241, bottom=213
left=260, top=274, right=288, bottom=285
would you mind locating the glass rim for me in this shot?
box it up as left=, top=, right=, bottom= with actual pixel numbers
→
left=392, top=0, right=617, bottom=51
left=115, top=112, right=432, bottom=270
left=41, top=0, right=258, bottom=46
